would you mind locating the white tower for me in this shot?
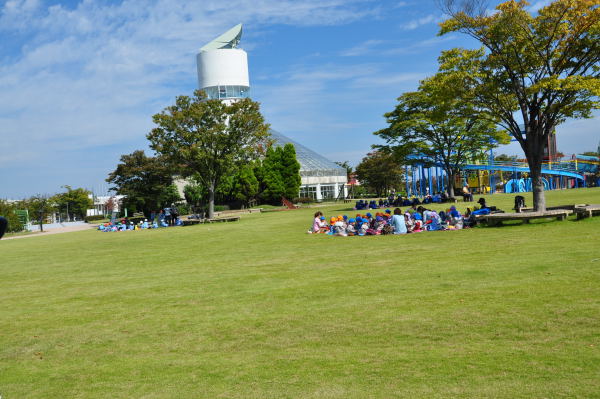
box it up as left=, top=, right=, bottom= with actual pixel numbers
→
left=196, top=24, right=249, bottom=104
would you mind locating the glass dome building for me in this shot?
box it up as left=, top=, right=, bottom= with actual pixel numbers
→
left=269, top=130, right=347, bottom=200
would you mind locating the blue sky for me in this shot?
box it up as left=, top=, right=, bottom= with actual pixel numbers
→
left=0, top=0, right=597, bottom=198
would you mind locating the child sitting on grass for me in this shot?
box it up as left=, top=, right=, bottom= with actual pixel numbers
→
left=309, top=212, right=328, bottom=233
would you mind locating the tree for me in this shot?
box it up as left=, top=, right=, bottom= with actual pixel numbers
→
left=148, top=90, right=270, bottom=218
left=355, top=151, right=404, bottom=197
left=53, top=186, right=93, bottom=221
left=335, top=161, right=353, bottom=180
left=183, top=181, right=204, bottom=213
left=0, top=200, right=24, bottom=233
left=104, top=196, right=119, bottom=216
left=280, top=144, right=302, bottom=200
left=107, top=150, right=178, bottom=216
left=376, top=70, right=509, bottom=198
left=28, top=195, right=55, bottom=232
left=259, top=146, right=286, bottom=204
left=439, top=0, right=600, bottom=210
left=230, top=164, right=259, bottom=206
left=494, top=153, right=518, bottom=162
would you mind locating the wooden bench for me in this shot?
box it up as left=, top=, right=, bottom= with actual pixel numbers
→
left=182, top=219, right=202, bottom=226
left=477, top=209, right=573, bottom=226
left=516, top=205, right=577, bottom=213
left=574, top=204, right=600, bottom=220
left=206, top=216, right=240, bottom=223
left=183, top=216, right=241, bottom=225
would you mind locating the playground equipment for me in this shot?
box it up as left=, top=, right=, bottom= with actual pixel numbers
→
left=404, top=156, right=587, bottom=197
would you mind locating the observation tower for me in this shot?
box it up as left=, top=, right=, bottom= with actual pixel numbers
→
left=196, top=25, right=348, bottom=201
left=196, top=24, right=249, bottom=104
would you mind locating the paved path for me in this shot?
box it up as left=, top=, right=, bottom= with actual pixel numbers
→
left=3, top=224, right=96, bottom=240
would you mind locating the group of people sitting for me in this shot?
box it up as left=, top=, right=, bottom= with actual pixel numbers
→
left=98, top=204, right=183, bottom=232
left=309, top=198, right=497, bottom=236
left=354, top=193, right=451, bottom=210
left=98, top=216, right=183, bottom=232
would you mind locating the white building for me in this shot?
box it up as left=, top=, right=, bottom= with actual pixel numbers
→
left=86, top=195, right=125, bottom=217
left=197, top=24, right=347, bottom=201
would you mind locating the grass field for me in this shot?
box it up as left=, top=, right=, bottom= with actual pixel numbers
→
left=1, top=188, right=599, bottom=398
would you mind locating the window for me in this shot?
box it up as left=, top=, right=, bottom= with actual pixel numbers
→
left=299, top=186, right=316, bottom=200
left=320, top=185, right=335, bottom=200
left=202, top=86, right=250, bottom=100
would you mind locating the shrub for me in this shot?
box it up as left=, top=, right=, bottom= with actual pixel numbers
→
left=175, top=203, right=191, bottom=215
left=214, top=205, right=230, bottom=212
left=0, top=201, right=25, bottom=232
left=293, top=197, right=314, bottom=204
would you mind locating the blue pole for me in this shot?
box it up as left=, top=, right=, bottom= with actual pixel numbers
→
left=410, top=166, right=417, bottom=196
left=419, top=164, right=425, bottom=196
left=428, top=168, right=433, bottom=195
left=405, top=165, right=409, bottom=196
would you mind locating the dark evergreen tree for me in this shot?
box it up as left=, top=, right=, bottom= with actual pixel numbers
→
left=280, top=143, right=301, bottom=200
left=231, top=164, right=259, bottom=206
left=260, top=146, right=286, bottom=204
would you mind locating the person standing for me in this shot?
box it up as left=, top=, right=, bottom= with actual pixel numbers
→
left=164, top=206, right=172, bottom=226
left=170, top=203, right=179, bottom=226
left=0, top=216, right=7, bottom=239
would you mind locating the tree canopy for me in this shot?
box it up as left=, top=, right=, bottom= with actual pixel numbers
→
left=106, top=150, right=179, bottom=216
left=147, top=90, right=270, bottom=218
left=376, top=65, right=509, bottom=197
left=439, top=0, right=600, bottom=209
left=355, top=151, right=404, bottom=197
left=53, top=185, right=93, bottom=221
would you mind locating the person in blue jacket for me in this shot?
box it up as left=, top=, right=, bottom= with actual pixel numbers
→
left=390, top=208, right=407, bottom=235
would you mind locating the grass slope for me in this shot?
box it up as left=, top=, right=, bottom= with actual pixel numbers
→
left=1, top=189, right=600, bottom=398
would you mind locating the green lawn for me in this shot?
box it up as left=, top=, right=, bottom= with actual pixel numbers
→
left=1, top=188, right=599, bottom=398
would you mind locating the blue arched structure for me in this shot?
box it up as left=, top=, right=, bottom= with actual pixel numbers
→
left=404, top=158, right=585, bottom=197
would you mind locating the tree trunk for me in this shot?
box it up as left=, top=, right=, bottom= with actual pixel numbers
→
left=208, top=181, right=215, bottom=220
left=525, top=139, right=547, bottom=212
left=446, top=171, right=456, bottom=199
left=529, top=162, right=546, bottom=212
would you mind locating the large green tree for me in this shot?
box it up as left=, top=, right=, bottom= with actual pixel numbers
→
left=355, top=151, right=404, bottom=197
left=280, top=144, right=302, bottom=200
left=28, top=195, right=55, bottom=232
left=106, top=150, right=177, bottom=216
left=53, top=186, right=93, bottom=221
left=259, top=146, right=286, bottom=204
left=148, top=90, right=270, bottom=218
left=439, top=0, right=600, bottom=210
left=257, top=144, right=302, bottom=204
left=376, top=70, right=508, bottom=199
left=230, top=164, right=260, bottom=206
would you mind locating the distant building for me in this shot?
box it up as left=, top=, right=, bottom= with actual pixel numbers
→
left=196, top=24, right=347, bottom=201
left=87, top=195, right=124, bottom=217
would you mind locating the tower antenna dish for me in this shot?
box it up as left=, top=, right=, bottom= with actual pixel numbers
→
left=200, top=24, right=243, bottom=52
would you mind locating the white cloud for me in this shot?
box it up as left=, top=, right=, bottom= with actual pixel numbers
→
left=339, top=39, right=386, bottom=57
left=401, top=14, right=441, bottom=30
left=0, top=0, right=377, bottom=165
left=0, top=0, right=390, bottom=196
left=382, top=34, right=456, bottom=55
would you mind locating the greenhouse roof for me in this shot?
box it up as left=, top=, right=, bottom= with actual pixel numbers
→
left=269, top=130, right=346, bottom=178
